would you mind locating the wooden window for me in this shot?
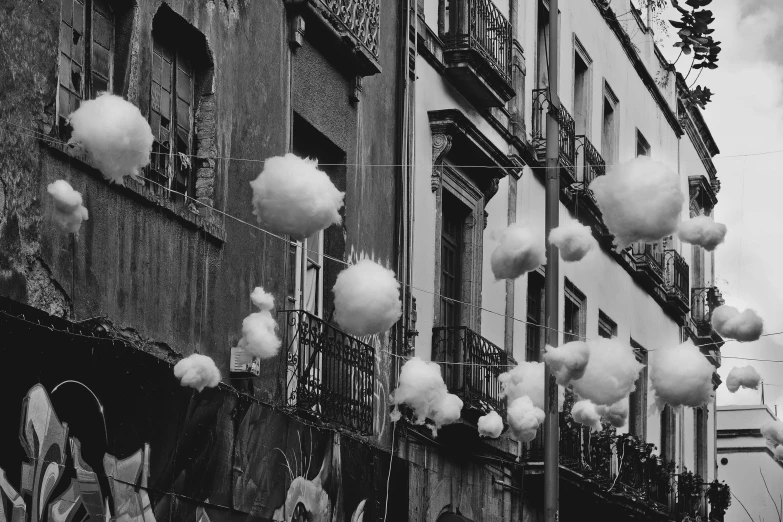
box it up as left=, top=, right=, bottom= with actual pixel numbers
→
left=563, top=279, right=586, bottom=343
left=58, top=0, right=114, bottom=139
left=440, top=193, right=467, bottom=328
left=526, top=270, right=545, bottom=361
left=573, top=36, right=592, bottom=137
left=636, top=129, right=651, bottom=157
left=601, top=81, right=619, bottom=163
left=598, top=310, right=617, bottom=339
left=629, top=339, right=648, bottom=437
left=660, top=404, right=676, bottom=462
left=148, top=35, right=194, bottom=200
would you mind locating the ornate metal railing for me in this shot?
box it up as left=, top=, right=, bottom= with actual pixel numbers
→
left=531, top=88, right=576, bottom=175
left=691, top=286, right=724, bottom=329
left=443, top=0, right=513, bottom=84
left=432, top=326, right=511, bottom=415
left=615, top=435, right=673, bottom=506
left=531, top=88, right=548, bottom=151
left=677, top=472, right=708, bottom=519
left=664, top=250, right=690, bottom=310
left=575, top=135, right=606, bottom=206
left=317, top=0, right=381, bottom=60
left=558, top=105, right=576, bottom=173
left=631, top=242, right=665, bottom=282
left=280, top=309, right=375, bottom=435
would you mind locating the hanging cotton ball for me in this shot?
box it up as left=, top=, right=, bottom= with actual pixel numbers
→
left=498, top=361, right=565, bottom=411
left=548, top=221, right=597, bottom=262
left=490, top=224, right=546, bottom=281
left=250, top=153, right=344, bottom=240
left=677, top=215, right=727, bottom=251
left=543, top=341, right=590, bottom=386
left=571, top=337, right=644, bottom=407
left=390, top=357, right=463, bottom=435
left=67, top=93, right=153, bottom=184
left=726, top=365, right=762, bottom=393
left=760, top=420, right=783, bottom=446
left=596, top=397, right=629, bottom=428
left=775, top=445, right=783, bottom=462
left=477, top=410, right=504, bottom=439
left=711, top=305, right=764, bottom=342
left=589, top=157, right=684, bottom=251
left=650, top=340, right=714, bottom=409
left=47, top=180, right=89, bottom=233
left=333, top=259, right=402, bottom=337
left=238, top=287, right=281, bottom=359
left=173, top=354, right=221, bottom=392
left=506, top=396, right=545, bottom=442
left=571, top=400, right=603, bottom=432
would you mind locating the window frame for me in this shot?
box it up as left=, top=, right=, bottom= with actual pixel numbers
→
left=525, top=269, right=546, bottom=362
left=597, top=310, right=617, bottom=339
left=636, top=128, right=651, bottom=157
left=629, top=338, right=648, bottom=438
left=601, top=79, right=619, bottom=163
left=572, top=34, right=593, bottom=138
left=563, top=279, right=586, bottom=343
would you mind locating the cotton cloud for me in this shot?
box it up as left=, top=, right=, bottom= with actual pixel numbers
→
left=760, top=420, right=783, bottom=446
left=542, top=341, right=590, bottom=386
left=68, top=93, right=153, bottom=184
left=498, top=361, right=564, bottom=411
left=250, top=154, right=344, bottom=240
left=239, top=286, right=281, bottom=359
left=596, top=397, right=629, bottom=428
left=571, top=337, right=644, bottom=407
left=678, top=215, right=727, bottom=251
left=173, top=354, right=221, bottom=392
left=548, top=221, right=597, bottom=262
left=589, top=157, right=684, bottom=250
left=333, top=260, right=402, bottom=337
left=490, top=224, right=546, bottom=280
left=726, top=365, right=762, bottom=393
left=47, top=180, right=89, bottom=233
left=477, top=410, right=504, bottom=439
left=507, top=396, right=545, bottom=442
left=390, top=357, right=463, bottom=436
left=571, top=400, right=603, bottom=432
left=711, top=305, right=764, bottom=342
left=775, top=445, right=783, bottom=461
left=650, top=340, right=714, bottom=410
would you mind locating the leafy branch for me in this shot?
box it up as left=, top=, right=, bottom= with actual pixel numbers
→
left=670, top=0, right=721, bottom=74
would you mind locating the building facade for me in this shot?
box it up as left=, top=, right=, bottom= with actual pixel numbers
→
left=717, top=406, right=783, bottom=522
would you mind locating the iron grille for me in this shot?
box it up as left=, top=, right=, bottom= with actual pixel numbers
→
left=318, top=0, right=381, bottom=60
left=558, top=104, right=576, bottom=173
left=280, top=309, right=375, bottom=435
left=431, top=326, right=511, bottom=415
left=530, top=88, right=576, bottom=175
left=576, top=135, right=606, bottom=203
left=691, top=286, right=724, bottom=329
left=664, top=250, right=690, bottom=309
left=631, top=242, right=665, bottom=282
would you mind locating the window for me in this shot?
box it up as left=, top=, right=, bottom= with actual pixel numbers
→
left=601, top=81, right=619, bottom=163
left=58, top=0, right=114, bottom=139
left=629, top=339, right=648, bottom=437
left=597, top=311, right=617, bottom=339
left=573, top=37, right=591, bottom=137
left=440, top=192, right=468, bottom=328
left=563, top=279, right=586, bottom=343
left=660, top=404, right=676, bottom=462
left=695, top=407, right=708, bottom=479
left=636, top=129, right=651, bottom=157
left=536, top=1, right=550, bottom=89
left=526, top=270, right=546, bottom=361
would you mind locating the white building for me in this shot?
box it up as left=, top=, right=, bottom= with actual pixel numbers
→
left=718, top=405, right=783, bottom=522
left=400, top=0, right=727, bottom=519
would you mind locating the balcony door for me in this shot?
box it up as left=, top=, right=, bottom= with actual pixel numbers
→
left=440, top=192, right=467, bottom=328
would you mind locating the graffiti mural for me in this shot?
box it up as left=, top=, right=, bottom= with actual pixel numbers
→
left=0, top=298, right=408, bottom=522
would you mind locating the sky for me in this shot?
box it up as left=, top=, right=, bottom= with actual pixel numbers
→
left=656, top=0, right=783, bottom=411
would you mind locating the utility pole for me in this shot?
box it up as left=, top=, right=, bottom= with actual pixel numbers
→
left=543, top=0, right=560, bottom=520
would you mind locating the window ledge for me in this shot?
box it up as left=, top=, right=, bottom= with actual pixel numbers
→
left=43, top=139, right=226, bottom=244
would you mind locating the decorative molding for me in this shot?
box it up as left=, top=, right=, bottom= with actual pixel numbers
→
left=688, top=175, right=718, bottom=213
left=431, top=133, right=453, bottom=192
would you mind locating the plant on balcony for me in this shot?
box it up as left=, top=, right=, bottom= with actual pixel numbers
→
left=706, top=480, right=731, bottom=521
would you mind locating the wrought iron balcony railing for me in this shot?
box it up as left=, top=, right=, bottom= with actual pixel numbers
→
left=631, top=242, right=665, bottom=283
left=664, top=250, right=690, bottom=311
left=432, top=326, right=512, bottom=416
left=531, top=89, right=576, bottom=176
left=691, top=286, right=724, bottom=330
left=280, top=309, right=375, bottom=435
left=317, top=0, right=380, bottom=62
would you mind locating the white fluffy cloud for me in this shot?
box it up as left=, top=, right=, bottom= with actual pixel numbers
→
left=711, top=305, right=764, bottom=342
left=47, top=180, right=89, bottom=233
left=678, top=215, right=727, bottom=251
left=390, top=357, right=463, bottom=435
left=498, top=360, right=565, bottom=411
left=596, top=397, right=629, bottom=429
left=239, top=286, right=281, bottom=359
left=333, top=259, right=402, bottom=337
left=548, top=221, right=597, bottom=262
left=173, top=354, right=221, bottom=392
left=477, top=410, right=504, bottom=439
left=726, top=365, right=762, bottom=392
left=760, top=420, right=783, bottom=446
left=68, top=93, right=153, bottom=184
left=650, top=340, right=714, bottom=409
left=542, top=341, right=590, bottom=386
left=589, top=157, right=684, bottom=250
left=775, top=445, right=783, bottom=462
left=571, top=337, right=644, bottom=406
left=490, top=224, right=546, bottom=280
left=571, top=400, right=603, bottom=432
left=507, top=396, right=545, bottom=442
left=250, top=154, right=344, bottom=240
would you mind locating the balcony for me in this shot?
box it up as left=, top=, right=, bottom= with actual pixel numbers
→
left=443, top=0, right=515, bottom=107
left=280, top=309, right=375, bottom=435
left=664, top=250, right=690, bottom=315
left=630, top=241, right=665, bottom=287
left=286, top=0, right=381, bottom=76
left=572, top=135, right=607, bottom=226
left=532, top=89, right=577, bottom=181
left=431, top=326, right=512, bottom=420
left=691, top=286, right=724, bottom=349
